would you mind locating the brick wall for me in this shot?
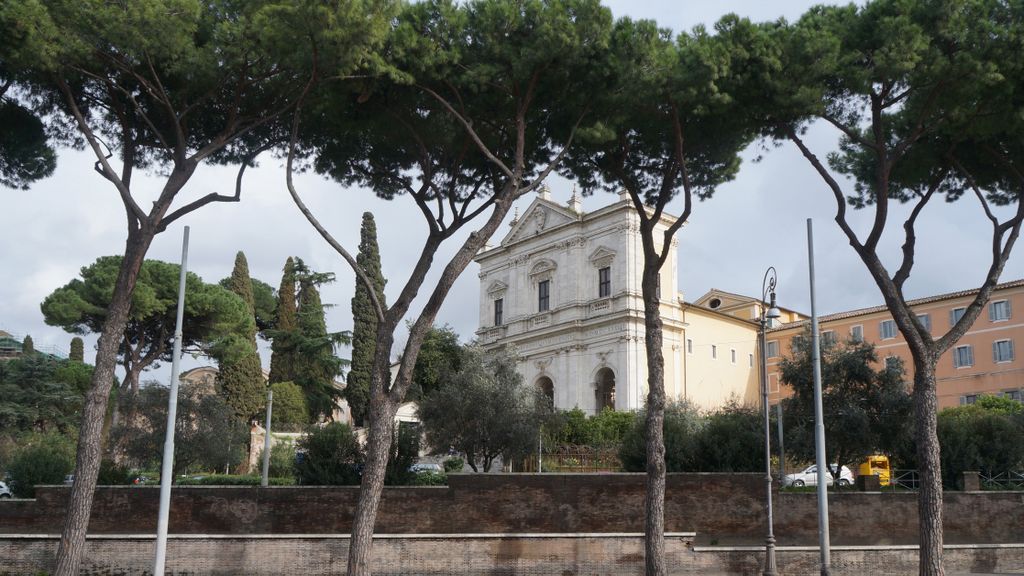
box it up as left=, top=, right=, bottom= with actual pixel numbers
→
left=2, top=473, right=1022, bottom=546
left=4, top=535, right=1024, bottom=576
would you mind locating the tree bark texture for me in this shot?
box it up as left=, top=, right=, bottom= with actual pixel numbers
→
left=53, top=234, right=152, bottom=576
left=641, top=264, right=666, bottom=576
left=912, top=355, right=944, bottom=576
left=346, top=381, right=398, bottom=576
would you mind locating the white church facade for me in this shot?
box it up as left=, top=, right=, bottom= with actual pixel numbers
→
left=474, top=188, right=799, bottom=414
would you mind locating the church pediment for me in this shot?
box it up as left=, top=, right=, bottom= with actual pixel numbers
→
left=487, top=280, right=508, bottom=297
left=501, top=199, right=578, bottom=245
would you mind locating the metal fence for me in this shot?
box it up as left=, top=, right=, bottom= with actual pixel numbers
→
left=980, top=471, right=1024, bottom=490
left=883, top=469, right=920, bottom=491
left=516, top=445, right=621, bottom=473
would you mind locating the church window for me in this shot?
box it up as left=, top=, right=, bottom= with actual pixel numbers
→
left=494, top=298, right=503, bottom=326
left=598, top=267, right=611, bottom=298
left=538, top=280, right=550, bottom=312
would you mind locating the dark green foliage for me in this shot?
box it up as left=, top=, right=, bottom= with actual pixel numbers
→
left=7, top=432, right=74, bottom=497
left=112, top=381, right=248, bottom=476
left=408, top=325, right=462, bottom=401
left=294, top=280, right=347, bottom=422
left=937, top=397, right=1024, bottom=489
left=620, top=401, right=703, bottom=473
left=218, top=276, right=277, bottom=336
left=780, top=330, right=913, bottom=478
left=41, top=256, right=252, bottom=393
left=269, top=381, right=310, bottom=430
left=268, top=257, right=298, bottom=385
left=348, top=213, right=387, bottom=426
left=442, top=457, right=464, bottom=473
left=408, top=471, right=447, bottom=486
left=294, top=422, right=362, bottom=486
left=255, top=440, right=297, bottom=480
left=697, top=403, right=762, bottom=473
left=0, top=355, right=90, bottom=434
left=217, top=251, right=267, bottom=422
left=176, top=474, right=295, bottom=486
left=385, top=423, right=421, bottom=485
left=547, top=407, right=636, bottom=447
left=0, top=99, right=56, bottom=189
left=96, top=460, right=133, bottom=485
left=21, top=335, right=34, bottom=355
left=418, top=346, right=551, bottom=473
left=69, top=337, right=84, bottom=362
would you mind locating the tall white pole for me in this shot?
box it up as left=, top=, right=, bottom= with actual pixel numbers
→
left=261, top=388, right=274, bottom=487
left=807, top=219, right=831, bottom=575
left=154, top=226, right=189, bottom=575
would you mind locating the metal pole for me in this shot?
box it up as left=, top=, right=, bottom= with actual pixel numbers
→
left=776, top=403, right=786, bottom=481
left=759, top=268, right=778, bottom=576
left=538, top=428, right=543, bottom=474
left=154, top=226, right=189, bottom=575
left=261, top=388, right=274, bottom=487
left=807, top=218, right=831, bottom=575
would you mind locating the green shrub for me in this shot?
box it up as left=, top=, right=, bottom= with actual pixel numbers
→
left=408, top=471, right=447, bottom=486
left=442, top=457, right=464, bottom=473
left=175, top=474, right=295, bottom=486
left=620, top=401, right=702, bottom=472
left=385, top=423, right=421, bottom=486
left=255, top=440, right=297, bottom=480
left=697, top=402, right=762, bottom=472
left=547, top=407, right=637, bottom=448
left=269, top=382, right=311, bottom=431
left=938, top=398, right=1024, bottom=488
left=7, top=433, right=74, bottom=497
left=97, top=460, right=133, bottom=485
left=294, top=422, right=362, bottom=485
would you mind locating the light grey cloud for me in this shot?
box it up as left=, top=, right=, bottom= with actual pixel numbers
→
left=2, top=0, right=1020, bottom=385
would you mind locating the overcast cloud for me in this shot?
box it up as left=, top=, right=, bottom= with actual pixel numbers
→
left=2, top=0, right=1020, bottom=382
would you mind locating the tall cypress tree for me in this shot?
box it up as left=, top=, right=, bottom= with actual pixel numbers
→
left=347, top=212, right=387, bottom=426
left=217, top=252, right=266, bottom=421
left=268, top=257, right=298, bottom=385
left=294, top=279, right=344, bottom=421
left=69, top=337, right=84, bottom=362
left=21, top=335, right=34, bottom=355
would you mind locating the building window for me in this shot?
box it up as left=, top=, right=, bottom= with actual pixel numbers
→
left=1003, top=389, right=1023, bottom=403
left=880, top=320, right=897, bottom=340
left=538, top=280, right=550, bottom=312
left=711, top=345, right=717, bottom=359
left=598, top=267, right=611, bottom=298
left=916, top=313, right=931, bottom=332
left=821, top=330, right=836, bottom=346
left=686, top=339, right=693, bottom=354
left=960, top=394, right=978, bottom=406
left=494, top=298, right=503, bottom=326
left=851, top=325, right=863, bottom=342
left=953, top=344, right=974, bottom=368
left=766, top=340, right=779, bottom=358
left=994, top=339, right=1014, bottom=363
left=749, top=353, right=754, bottom=367
left=990, top=300, right=1011, bottom=322
left=730, top=348, right=737, bottom=364
left=791, top=335, right=805, bottom=353
left=950, top=307, right=966, bottom=326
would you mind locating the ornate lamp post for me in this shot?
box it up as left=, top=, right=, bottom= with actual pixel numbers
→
left=759, top=267, right=782, bottom=576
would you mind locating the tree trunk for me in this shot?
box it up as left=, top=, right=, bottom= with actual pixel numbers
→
left=53, top=233, right=152, bottom=576
left=912, top=354, right=943, bottom=576
left=346, top=387, right=398, bottom=576
left=641, top=263, right=666, bottom=576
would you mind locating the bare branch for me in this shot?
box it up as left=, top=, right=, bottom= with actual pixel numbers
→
left=892, top=170, right=945, bottom=291
left=285, top=105, right=387, bottom=325
left=417, top=83, right=514, bottom=179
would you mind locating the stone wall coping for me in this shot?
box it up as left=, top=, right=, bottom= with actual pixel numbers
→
left=693, top=543, right=1024, bottom=552
left=1, top=532, right=697, bottom=540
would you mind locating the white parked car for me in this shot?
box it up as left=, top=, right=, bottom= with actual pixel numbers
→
left=0, top=481, right=12, bottom=499
left=782, top=464, right=855, bottom=487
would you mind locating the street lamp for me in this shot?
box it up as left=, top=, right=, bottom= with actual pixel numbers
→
left=759, top=267, right=782, bottom=576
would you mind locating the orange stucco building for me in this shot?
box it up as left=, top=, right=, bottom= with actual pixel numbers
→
left=761, top=279, right=1024, bottom=408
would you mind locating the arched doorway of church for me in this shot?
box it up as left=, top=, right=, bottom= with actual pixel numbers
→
left=595, top=367, right=615, bottom=412
left=537, top=376, right=554, bottom=406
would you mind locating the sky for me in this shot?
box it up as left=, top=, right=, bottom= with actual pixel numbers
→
left=3, top=0, right=1022, bottom=381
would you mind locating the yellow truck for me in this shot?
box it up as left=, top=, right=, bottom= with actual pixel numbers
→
left=858, top=454, right=891, bottom=486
